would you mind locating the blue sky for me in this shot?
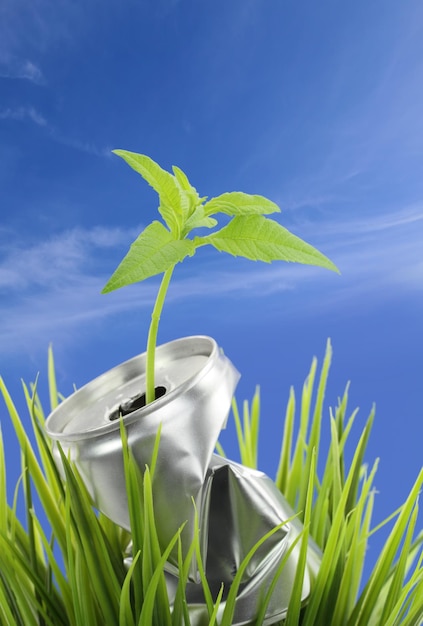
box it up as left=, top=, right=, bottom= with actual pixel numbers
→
left=1, top=0, right=423, bottom=577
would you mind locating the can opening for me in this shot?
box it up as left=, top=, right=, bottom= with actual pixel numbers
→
left=108, top=386, right=167, bottom=421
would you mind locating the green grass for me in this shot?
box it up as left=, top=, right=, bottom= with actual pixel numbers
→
left=0, top=339, right=422, bottom=625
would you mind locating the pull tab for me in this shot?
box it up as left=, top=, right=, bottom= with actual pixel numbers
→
left=108, top=386, right=167, bottom=421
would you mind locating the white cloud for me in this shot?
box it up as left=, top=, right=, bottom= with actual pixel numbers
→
left=48, top=131, right=113, bottom=158
left=0, top=226, right=139, bottom=290
left=0, top=0, right=81, bottom=58
left=0, top=0, right=128, bottom=62
left=0, top=104, right=112, bottom=156
left=0, top=101, right=111, bottom=157
left=21, top=60, right=43, bottom=83
left=0, top=57, right=44, bottom=83
left=299, top=205, right=423, bottom=239
left=0, top=209, right=421, bottom=355
left=0, top=106, right=47, bottom=126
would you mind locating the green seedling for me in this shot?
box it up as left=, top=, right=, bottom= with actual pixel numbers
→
left=102, top=150, right=339, bottom=404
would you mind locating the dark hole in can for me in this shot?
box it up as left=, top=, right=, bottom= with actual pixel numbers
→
left=108, top=386, right=167, bottom=421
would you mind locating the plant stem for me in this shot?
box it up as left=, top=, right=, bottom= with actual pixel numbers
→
left=145, top=265, right=175, bottom=404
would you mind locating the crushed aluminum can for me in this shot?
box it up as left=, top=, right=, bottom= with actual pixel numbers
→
left=167, top=455, right=321, bottom=625
left=45, top=335, right=321, bottom=624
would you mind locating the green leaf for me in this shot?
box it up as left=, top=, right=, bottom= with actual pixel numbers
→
left=286, top=450, right=315, bottom=626
left=231, top=387, right=260, bottom=469
left=171, top=165, right=192, bottom=192
left=203, top=192, right=280, bottom=217
left=47, top=344, right=59, bottom=412
left=275, top=386, right=295, bottom=497
left=182, top=204, right=218, bottom=235
left=58, top=446, right=123, bottom=624
left=172, top=165, right=206, bottom=222
left=113, top=150, right=183, bottom=234
left=119, top=551, right=140, bottom=626
left=0, top=377, right=67, bottom=553
left=199, top=215, right=339, bottom=272
left=102, top=221, right=195, bottom=293
left=221, top=518, right=295, bottom=626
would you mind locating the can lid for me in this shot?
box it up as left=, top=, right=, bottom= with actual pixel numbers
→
left=45, top=335, right=220, bottom=441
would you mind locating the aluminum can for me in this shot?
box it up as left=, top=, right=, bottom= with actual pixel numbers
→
left=45, top=336, right=240, bottom=579
left=45, top=335, right=321, bottom=624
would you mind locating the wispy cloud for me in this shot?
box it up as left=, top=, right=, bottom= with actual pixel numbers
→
left=299, top=204, right=423, bottom=239
left=0, top=0, right=86, bottom=58
left=48, top=131, right=113, bottom=158
left=0, top=226, right=139, bottom=291
left=0, top=106, right=47, bottom=126
left=0, top=57, right=44, bottom=84
left=0, top=106, right=111, bottom=156
left=0, top=0, right=127, bottom=63
left=0, top=208, right=422, bottom=355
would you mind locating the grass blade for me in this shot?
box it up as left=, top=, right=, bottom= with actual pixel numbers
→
left=286, top=449, right=316, bottom=625
left=220, top=517, right=297, bottom=626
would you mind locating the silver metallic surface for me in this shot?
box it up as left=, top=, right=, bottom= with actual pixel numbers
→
left=179, top=455, right=321, bottom=624
left=45, top=336, right=321, bottom=624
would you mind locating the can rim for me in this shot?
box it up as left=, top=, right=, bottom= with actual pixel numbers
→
left=45, top=335, right=221, bottom=441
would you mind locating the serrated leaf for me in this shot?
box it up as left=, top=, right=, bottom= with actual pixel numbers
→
left=203, top=192, right=280, bottom=217
left=172, top=165, right=205, bottom=221
left=172, top=165, right=192, bottom=191
left=183, top=204, right=218, bottom=234
left=113, top=150, right=183, bottom=234
left=199, top=215, right=340, bottom=272
left=157, top=201, right=182, bottom=235
left=102, top=221, right=195, bottom=293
